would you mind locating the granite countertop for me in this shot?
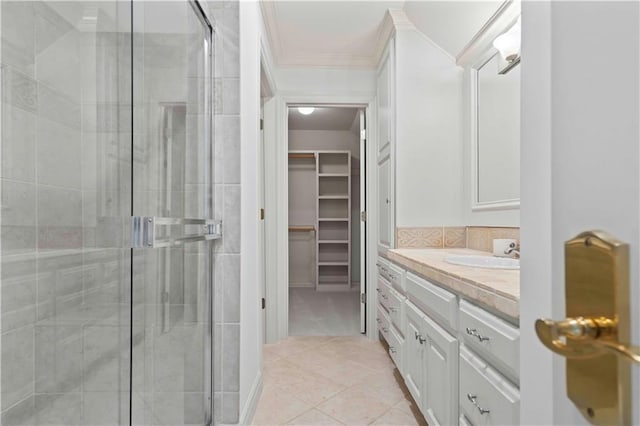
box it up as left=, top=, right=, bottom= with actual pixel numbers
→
left=385, top=248, right=520, bottom=320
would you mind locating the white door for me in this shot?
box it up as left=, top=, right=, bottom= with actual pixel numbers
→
left=360, top=110, right=367, bottom=333
left=521, top=2, right=640, bottom=424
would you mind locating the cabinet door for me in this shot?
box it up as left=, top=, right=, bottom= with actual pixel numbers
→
left=377, top=52, right=390, bottom=154
left=404, top=301, right=425, bottom=408
left=423, top=314, right=458, bottom=426
left=377, top=155, right=391, bottom=247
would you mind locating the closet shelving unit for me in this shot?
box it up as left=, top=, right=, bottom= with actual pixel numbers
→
left=288, top=151, right=318, bottom=287
left=316, top=151, right=351, bottom=291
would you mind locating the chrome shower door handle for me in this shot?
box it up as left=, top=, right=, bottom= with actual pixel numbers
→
left=131, top=216, right=222, bottom=248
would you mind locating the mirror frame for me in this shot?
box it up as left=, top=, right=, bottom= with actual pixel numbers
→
left=456, top=0, right=521, bottom=212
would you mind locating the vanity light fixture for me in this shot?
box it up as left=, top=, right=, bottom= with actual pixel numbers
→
left=298, top=107, right=315, bottom=115
left=493, top=16, right=521, bottom=75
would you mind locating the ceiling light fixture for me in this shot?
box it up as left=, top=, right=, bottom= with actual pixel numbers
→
left=298, top=107, right=315, bottom=115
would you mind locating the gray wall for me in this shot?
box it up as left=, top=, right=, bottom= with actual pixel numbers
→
left=207, top=0, right=241, bottom=424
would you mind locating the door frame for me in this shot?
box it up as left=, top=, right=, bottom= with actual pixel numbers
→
left=264, top=95, right=378, bottom=341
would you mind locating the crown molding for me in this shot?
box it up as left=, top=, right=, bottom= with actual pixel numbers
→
left=260, top=2, right=414, bottom=70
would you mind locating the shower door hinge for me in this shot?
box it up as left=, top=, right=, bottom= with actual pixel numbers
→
left=360, top=293, right=366, bottom=303
left=360, top=211, right=367, bottom=222
left=260, top=208, right=265, bottom=220
left=261, top=298, right=266, bottom=309
left=260, top=119, right=264, bottom=130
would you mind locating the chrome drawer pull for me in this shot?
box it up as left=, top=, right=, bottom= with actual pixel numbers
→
left=381, top=294, right=388, bottom=300
left=389, top=346, right=397, bottom=354
left=382, top=327, right=389, bottom=333
left=389, top=307, right=398, bottom=312
left=467, top=394, right=490, bottom=415
left=376, top=288, right=381, bottom=293
left=376, top=318, right=381, bottom=323
left=418, top=335, right=426, bottom=344
left=466, top=327, right=490, bottom=342
left=415, top=331, right=420, bottom=340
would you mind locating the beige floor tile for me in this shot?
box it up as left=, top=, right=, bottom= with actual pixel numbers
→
left=316, top=388, right=391, bottom=425
left=263, top=359, right=318, bottom=388
left=252, top=384, right=312, bottom=425
left=264, top=345, right=284, bottom=364
left=287, top=409, right=345, bottom=425
left=392, top=398, right=427, bottom=426
left=314, top=359, right=379, bottom=387
left=371, top=408, right=420, bottom=426
left=349, top=371, right=406, bottom=405
left=278, top=374, right=346, bottom=406
left=265, top=338, right=320, bottom=358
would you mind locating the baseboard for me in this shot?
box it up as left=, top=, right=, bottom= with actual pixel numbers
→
left=238, top=371, right=263, bottom=425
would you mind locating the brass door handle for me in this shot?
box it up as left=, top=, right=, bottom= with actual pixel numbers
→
left=535, top=316, right=640, bottom=363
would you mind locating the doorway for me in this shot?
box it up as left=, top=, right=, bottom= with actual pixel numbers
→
left=286, top=106, right=367, bottom=336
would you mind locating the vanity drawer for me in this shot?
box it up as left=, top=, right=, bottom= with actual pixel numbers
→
left=406, top=272, right=457, bottom=330
left=459, top=345, right=519, bottom=426
left=378, top=277, right=392, bottom=312
left=386, top=321, right=404, bottom=373
left=378, top=258, right=406, bottom=292
left=387, top=285, right=406, bottom=336
left=459, top=300, right=519, bottom=380
left=387, top=262, right=406, bottom=293
left=377, top=304, right=392, bottom=340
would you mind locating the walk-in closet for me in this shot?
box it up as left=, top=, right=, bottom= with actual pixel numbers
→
left=287, top=106, right=363, bottom=336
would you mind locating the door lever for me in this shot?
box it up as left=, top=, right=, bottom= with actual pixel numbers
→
left=535, top=316, right=640, bottom=363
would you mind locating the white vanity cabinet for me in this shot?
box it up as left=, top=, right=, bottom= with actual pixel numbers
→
left=376, top=39, right=395, bottom=250
left=376, top=255, right=520, bottom=426
left=377, top=258, right=405, bottom=373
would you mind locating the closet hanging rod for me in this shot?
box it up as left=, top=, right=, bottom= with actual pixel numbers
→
left=288, top=226, right=316, bottom=232
left=288, top=153, right=316, bottom=159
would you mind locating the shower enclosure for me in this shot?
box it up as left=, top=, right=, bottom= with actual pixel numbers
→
left=1, top=0, right=217, bottom=424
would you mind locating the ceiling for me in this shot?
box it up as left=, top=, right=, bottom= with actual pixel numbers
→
left=262, top=0, right=504, bottom=68
left=262, top=1, right=403, bottom=68
left=288, top=107, right=360, bottom=131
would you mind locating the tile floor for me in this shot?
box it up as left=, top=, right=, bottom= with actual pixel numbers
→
left=253, top=336, right=427, bottom=425
left=289, top=288, right=361, bottom=336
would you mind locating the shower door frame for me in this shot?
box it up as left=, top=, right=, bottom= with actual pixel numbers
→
left=129, top=0, right=216, bottom=424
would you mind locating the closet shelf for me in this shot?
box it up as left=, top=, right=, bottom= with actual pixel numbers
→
left=319, top=195, right=349, bottom=199
left=288, top=152, right=316, bottom=159
left=318, top=173, right=349, bottom=177
left=318, top=262, right=349, bottom=266
left=318, top=240, right=349, bottom=244
left=289, top=226, right=316, bottom=232
left=318, top=218, right=349, bottom=222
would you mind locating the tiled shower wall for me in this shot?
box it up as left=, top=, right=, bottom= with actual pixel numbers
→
left=206, top=1, right=241, bottom=424
left=1, top=2, right=132, bottom=424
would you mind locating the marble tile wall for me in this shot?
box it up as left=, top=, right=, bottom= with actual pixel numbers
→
left=206, top=0, right=241, bottom=424
left=1, top=2, right=133, bottom=424
left=396, top=226, right=519, bottom=251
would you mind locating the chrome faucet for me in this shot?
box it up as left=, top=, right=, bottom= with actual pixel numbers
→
left=504, top=242, right=520, bottom=259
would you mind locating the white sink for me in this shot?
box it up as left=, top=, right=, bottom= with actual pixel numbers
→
left=444, top=255, right=519, bottom=270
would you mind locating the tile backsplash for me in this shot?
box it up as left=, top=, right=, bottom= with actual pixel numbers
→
left=396, top=226, right=519, bottom=251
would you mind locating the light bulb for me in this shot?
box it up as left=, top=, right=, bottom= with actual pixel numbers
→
left=493, top=17, right=521, bottom=63
left=298, top=107, right=315, bottom=115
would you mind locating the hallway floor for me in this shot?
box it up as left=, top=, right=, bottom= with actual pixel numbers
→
left=289, top=288, right=361, bottom=336
left=253, top=336, right=427, bottom=425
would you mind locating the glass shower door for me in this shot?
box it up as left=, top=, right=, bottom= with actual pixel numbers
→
left=130, top=1, right=214, bottom=425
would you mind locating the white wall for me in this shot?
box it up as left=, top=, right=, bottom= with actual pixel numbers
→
left=238, top=0, right=262, bottom=422
left=521, top=1, right=640, bottom=424
left=394, top=28, right=464, bottom=227
left=276, top=67, right=376, bottom=97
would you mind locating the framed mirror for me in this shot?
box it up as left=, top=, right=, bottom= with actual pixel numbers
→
left=457, top=0, right=521, bottom=211
left=472, top=50, right=520, bottom=210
